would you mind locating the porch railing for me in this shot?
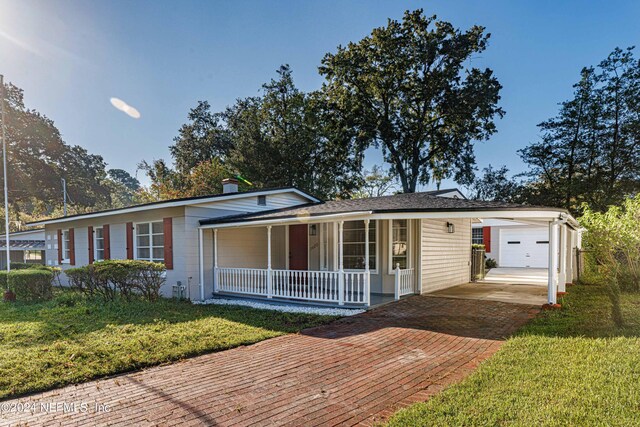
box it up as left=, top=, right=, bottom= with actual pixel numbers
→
left=215, top=267, right=370, bottom=305
left=394, top=264, right=415, bottom=300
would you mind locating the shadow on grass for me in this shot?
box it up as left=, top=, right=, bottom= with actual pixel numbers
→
left=0, top=288, right=337, bottom=349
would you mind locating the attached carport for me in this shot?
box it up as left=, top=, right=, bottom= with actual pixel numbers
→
left=436, top=208, right=581, bottom=307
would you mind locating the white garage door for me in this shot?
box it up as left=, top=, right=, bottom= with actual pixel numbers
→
left=499, top=228, right=549, bottom=268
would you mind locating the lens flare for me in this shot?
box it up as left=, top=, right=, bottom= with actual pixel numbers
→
left=110, top=97, right=141, bottom=119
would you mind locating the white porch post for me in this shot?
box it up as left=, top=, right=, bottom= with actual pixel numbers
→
left=267, top=225, right=273, bottom=298
left=547, top=221, right=559, bottom=305
left=558, top=224, right=567, bottom=293
left=338, top=220, right=344, bottom=305
left=394, top=263, right=400, bottom=300
left=213, top=228, right=219, bottom=293
left=364, top=219, right=370, bottom=306
left=198, top=228, right=204, bottom=300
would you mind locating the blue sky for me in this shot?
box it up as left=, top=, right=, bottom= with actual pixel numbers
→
left=1, top=0, right=639, bottom=191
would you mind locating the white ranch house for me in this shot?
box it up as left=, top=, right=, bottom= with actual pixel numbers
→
left=29, top=179, right=580, bottom=307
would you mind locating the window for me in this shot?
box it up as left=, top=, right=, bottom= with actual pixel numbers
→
left=390, top=219, right=409, bottom=270
left=135, top=221, right=164, bottom=263
left=24, top=250, right=43, bottom=261
left=342, top=220, right=376, bottom=270
left=257, top=195, right=267, bottom=206
left=472, top=228, right=484, bottom=245
left=61, top=229, right=71, bottom=262
left=94, top=227, right=105, bottom=261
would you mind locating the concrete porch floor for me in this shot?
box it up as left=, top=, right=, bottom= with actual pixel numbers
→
left=429, top=282, right=547, bottom=306
left=429, top=267, right=549, bottom=305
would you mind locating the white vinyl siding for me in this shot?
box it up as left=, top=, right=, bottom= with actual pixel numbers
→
left=420, top=218, right=471, bottom=294
left=135, top=221, right=164, bottom=263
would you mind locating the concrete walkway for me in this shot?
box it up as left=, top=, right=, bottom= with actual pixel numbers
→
left=0, top=296, right=538, bottom=427
left=483, top=267, right=548, bottom=286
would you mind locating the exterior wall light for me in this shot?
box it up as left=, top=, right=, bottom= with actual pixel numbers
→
left=447, top=222, right=455, bottom=233
left=309, top=224, right=317, bottom=236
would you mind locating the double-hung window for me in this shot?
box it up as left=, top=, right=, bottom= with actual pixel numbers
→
left=472, top=228, right=484, bottom=245
left=390, top=219, right=409, bottom=270
left=342, top=220, right=376, bottom=271
left=61, top=229, right=71, bottom=262
left=136, top=221, right=164, bottom=263
left=94, top=227, right=105, bottom=261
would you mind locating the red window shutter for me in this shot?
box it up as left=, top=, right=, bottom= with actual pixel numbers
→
left=69, top=228, right=76, bottom=265
left=126, top=222, right=134, bottom=259
left=57, top=229, right=63, bottom=264
left=103, top=224, right=111, bottom=260
left=483, top=227, right=492, bottom=253
left=88, top=226, right=94, bottom=264
left=163, top=217, right=173, bottom=269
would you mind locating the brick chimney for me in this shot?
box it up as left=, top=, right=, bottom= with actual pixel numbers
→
left=222, top=178, right=239, bottom=194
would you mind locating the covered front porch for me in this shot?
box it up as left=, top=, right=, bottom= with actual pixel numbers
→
left=197, top=216, right=419, bottom=307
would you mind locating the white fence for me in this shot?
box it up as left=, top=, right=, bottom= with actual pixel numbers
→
left=394, top=265, right=415, bottom=299
left=215, top=267, right=369, bottom=305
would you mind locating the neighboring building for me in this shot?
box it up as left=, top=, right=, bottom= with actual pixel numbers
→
left=0, top=228, right=46, bottom=269
left=472, top=219, right=550, bottom=268
left=424, top=188, right=467, bottom=199
left=28, top=179, right=580, bottom=306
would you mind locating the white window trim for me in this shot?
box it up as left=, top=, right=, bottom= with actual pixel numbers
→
left=133, top=221, right=165, bottom=263
left=94, top=226, right=105, bottom=262
left=388, top=219, right=411, bottom=274
left=472, top=227, right=484, bottom=245
left=61, top=229, right=70, bottom=264
left=340, top=219, right=379, bottom=274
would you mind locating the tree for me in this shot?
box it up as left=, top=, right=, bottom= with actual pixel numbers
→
left=352, top=165, right=399, bottom=198
left=169, top=101, right=232, bottom=175
left=108, top=169, right=140, bottom=191
left=520, top=47, right=640, bottom=213
left=225, top=65, right=364, bottom=198
left=0, top=79, right=126, bottom=227
left=319, top=9, right=504, bottom=193
left=468, top=165, right=522, bottom=202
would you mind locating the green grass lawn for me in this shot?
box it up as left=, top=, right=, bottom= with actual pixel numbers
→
left=0, top=290, right=335, bottom=400
left=388, top=283, right=640, bottom=427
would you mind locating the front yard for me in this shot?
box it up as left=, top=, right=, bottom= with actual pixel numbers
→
left=0, top=290, right=335, bottom=400
left=388, top=283, right=640, bottom=426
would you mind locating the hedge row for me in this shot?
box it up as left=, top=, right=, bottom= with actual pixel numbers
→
left=66, top=260, right=166, bottom=302
left=1, top=269, right=54, bottom=302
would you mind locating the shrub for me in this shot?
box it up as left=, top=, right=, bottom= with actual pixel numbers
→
left=9, top=262, right=32, bottom=270
left=7, top=269, right=53, bottom=301
left=67, top=260, right=166, bottom=302
left=0, top=270, right=7, bottom=289
left=485, top=258, right=497, bottom=269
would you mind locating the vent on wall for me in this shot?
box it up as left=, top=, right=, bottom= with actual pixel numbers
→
left=257, top=195, right=267, bottom=206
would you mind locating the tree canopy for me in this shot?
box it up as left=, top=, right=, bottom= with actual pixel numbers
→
left=519, top=47, right=640, bottom=213
left=318, top=9, right=504, bottom=193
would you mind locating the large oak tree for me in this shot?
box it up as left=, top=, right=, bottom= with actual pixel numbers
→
left=319, top=9, right=504, bottom=193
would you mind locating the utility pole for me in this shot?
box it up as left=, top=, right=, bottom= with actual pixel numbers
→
left=0, top=75, right=10, bottom=272
left=62, top=178, right=67, bottom=216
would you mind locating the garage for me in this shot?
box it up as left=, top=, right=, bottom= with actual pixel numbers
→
left=499, top=227, right=549, bottom=268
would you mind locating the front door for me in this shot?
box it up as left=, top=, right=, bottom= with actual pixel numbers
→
left=288, top=224, right=308, bottom=270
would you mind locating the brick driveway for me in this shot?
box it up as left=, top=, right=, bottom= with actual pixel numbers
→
left=1, top=296, right=538, bottom=426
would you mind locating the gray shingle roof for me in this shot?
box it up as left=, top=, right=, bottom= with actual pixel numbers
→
left=200, top=192, right=566, bottom=226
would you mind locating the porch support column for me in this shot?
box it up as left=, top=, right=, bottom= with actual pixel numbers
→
left=547, top=221, right=559, bottom=305
left=364, top=219, right=370, bottom=306
left=338, top=220, right=344, bottom=305
left=267, top=226, right=273, bottom=298
left=198, top=228, right=204, bottom=300
left=558, top=224, right=567, bottom=293
left=213, top=229, right=219, bottom=294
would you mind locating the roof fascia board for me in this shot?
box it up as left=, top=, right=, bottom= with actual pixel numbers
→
left=201, top=209, right=574, bottom=229
left=29, top=188, right=318, bottom=226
